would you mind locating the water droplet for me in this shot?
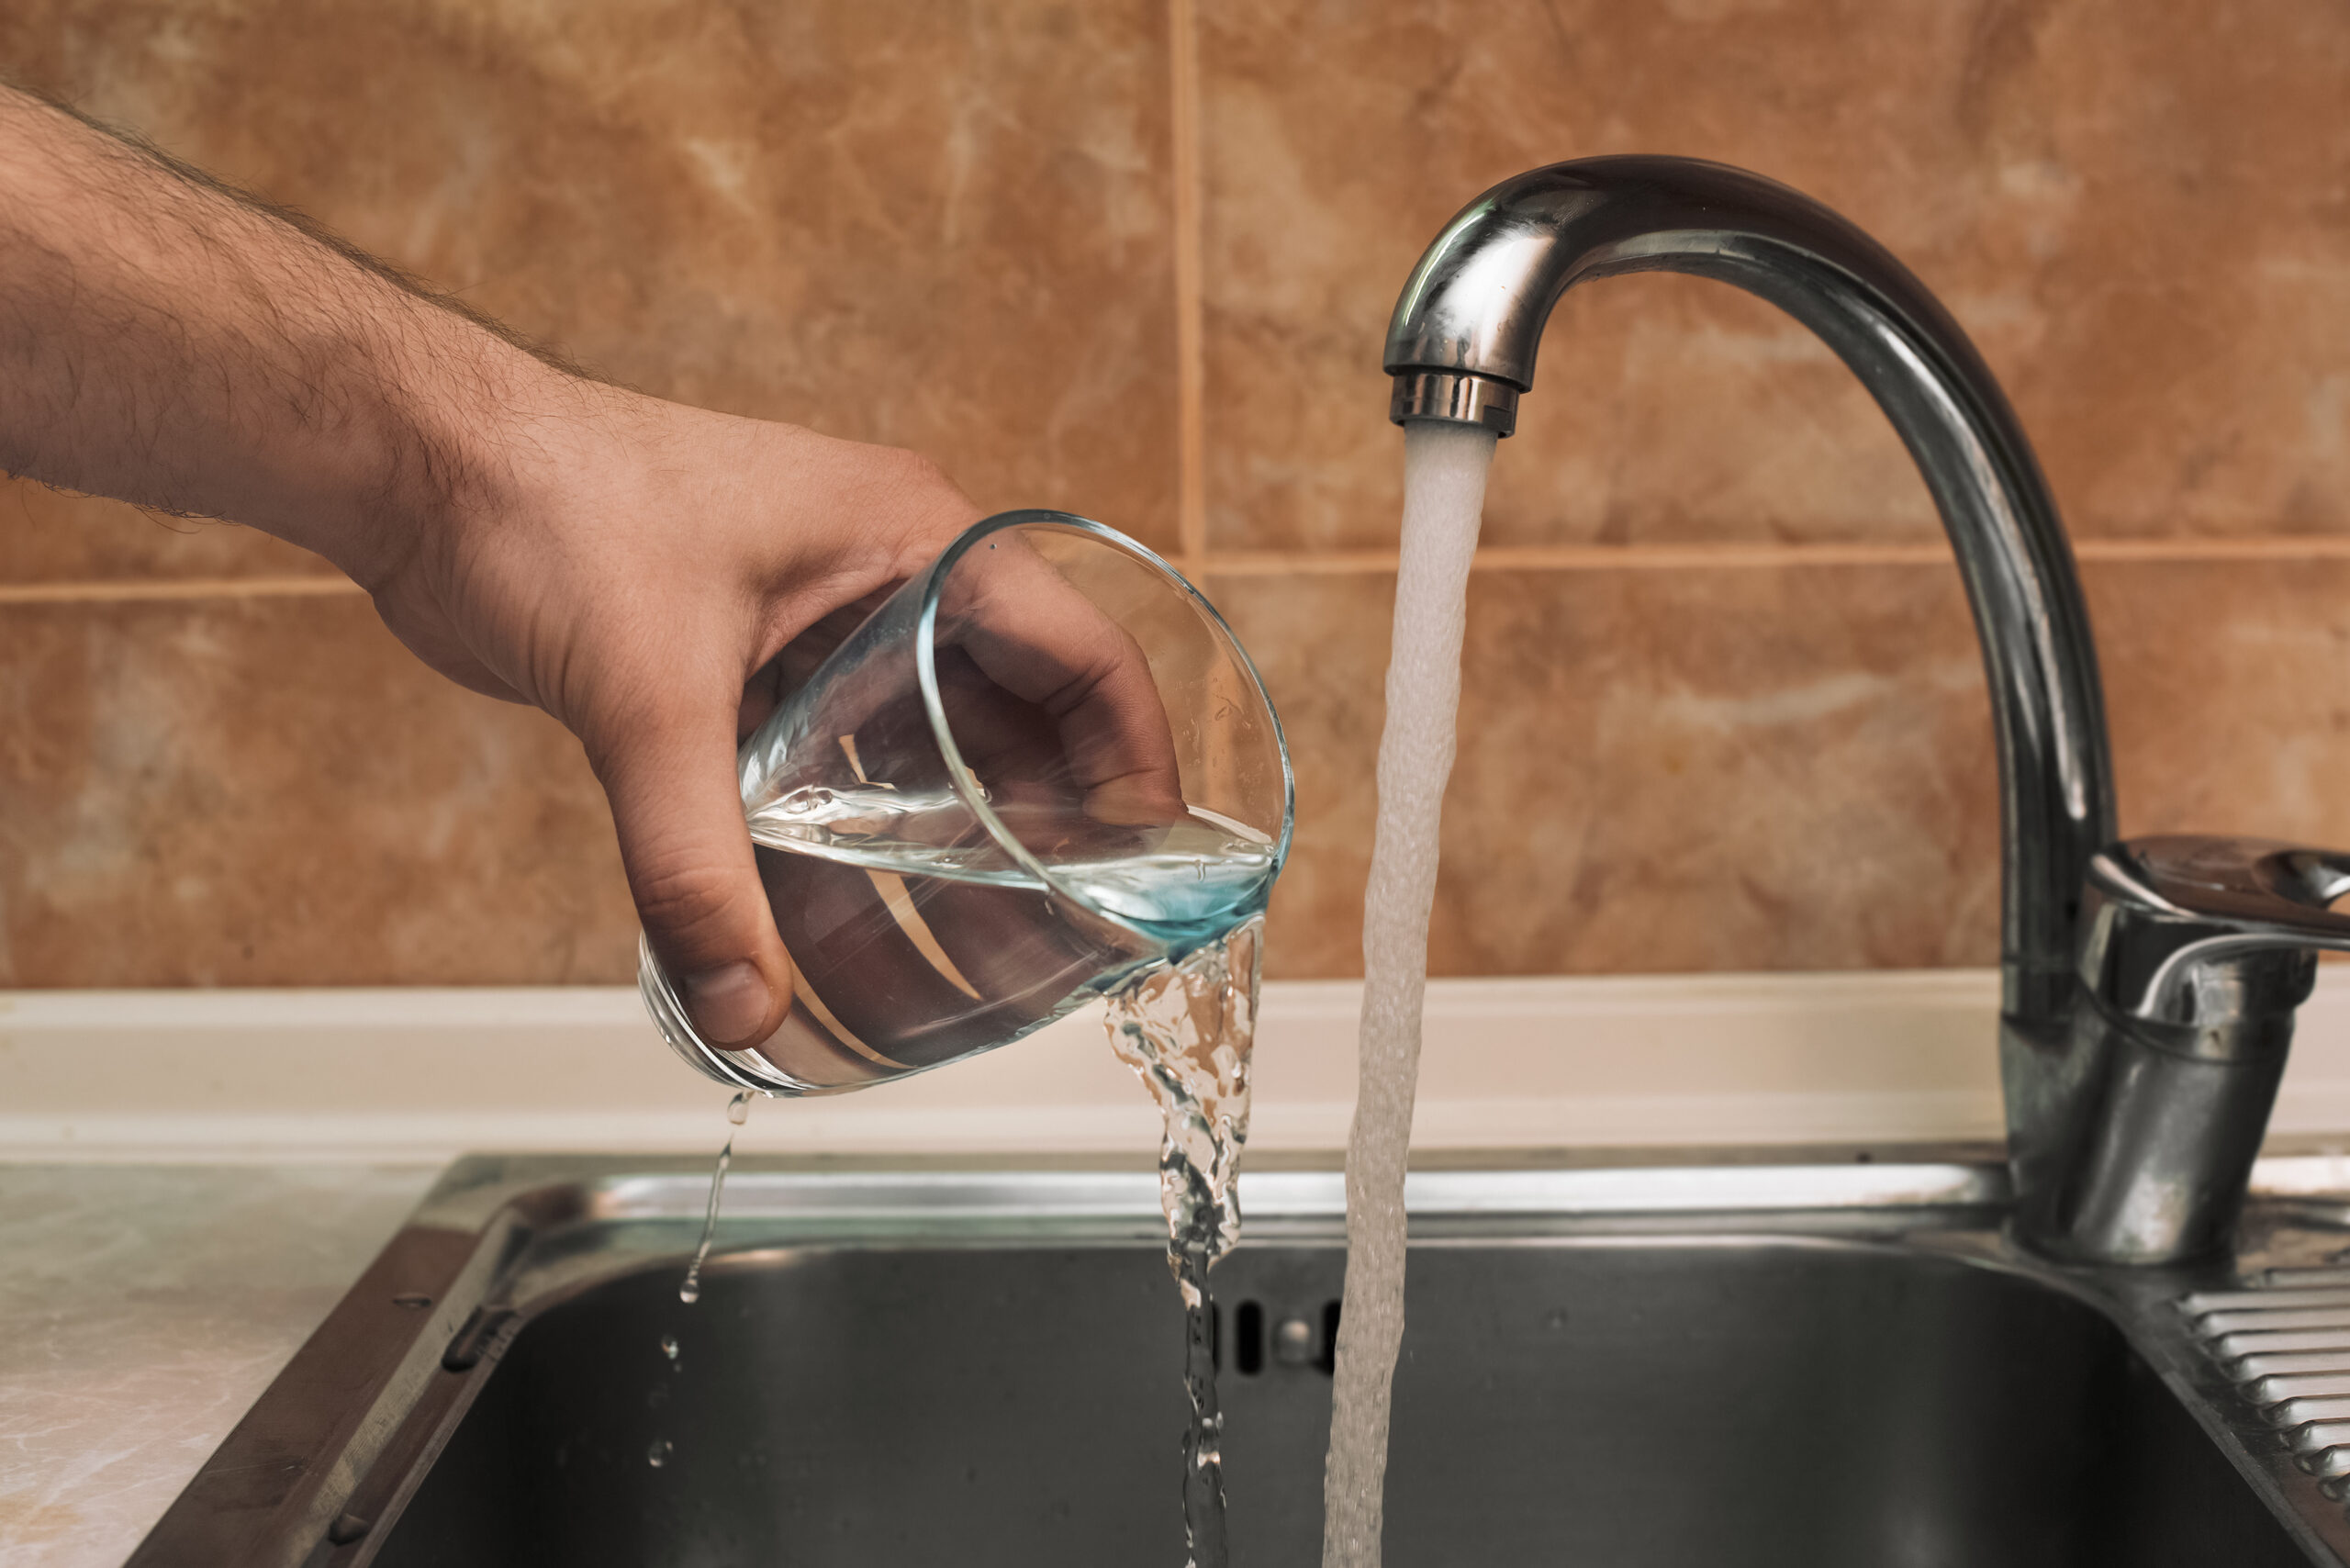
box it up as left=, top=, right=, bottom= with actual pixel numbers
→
left=680, top=1092, right=755, bottom=1304
left=660, top=1334, right=680, bottom=1363
left=647, top=1439, right=673, bottom=1469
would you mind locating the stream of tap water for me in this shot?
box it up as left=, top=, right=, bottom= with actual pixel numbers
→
left=1106, top=916, right=1265, bottom=1568
left=1320, top=421, right=1498, bottom=1568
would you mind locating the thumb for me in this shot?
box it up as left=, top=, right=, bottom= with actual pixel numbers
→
left=588, top=702, right=792, bottom=1047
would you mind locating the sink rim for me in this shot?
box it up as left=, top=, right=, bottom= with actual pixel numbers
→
left=129, top=1150, right=2350, bottom=1568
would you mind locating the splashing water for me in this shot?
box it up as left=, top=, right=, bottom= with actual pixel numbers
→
left=1110, top=918, right=1262, bottom=1288
left=1106, top=915, right=1265, bottom=1568
left=1320, top=421, right=1497, bottom=1568
left=679, top=1090, right=756, bottom=1305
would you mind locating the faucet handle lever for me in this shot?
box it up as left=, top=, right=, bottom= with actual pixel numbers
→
left=2081, top=835, right=2350, bottom=1033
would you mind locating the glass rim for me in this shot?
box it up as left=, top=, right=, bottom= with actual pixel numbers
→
left=911, top=508, right=1295, bottom=931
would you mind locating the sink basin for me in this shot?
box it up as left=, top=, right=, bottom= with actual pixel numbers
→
left=130, top=1157, right=2350, bottom=1566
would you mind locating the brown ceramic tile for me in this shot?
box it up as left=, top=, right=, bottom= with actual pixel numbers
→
left=2088, top=558, right=2350, bottom=848
left=1217, top=553, right=2350, bottom=980
left=2, top=0, right=1181, bottom=554
left=5, top=554, right=2341, bottom=990
left=0, top=595, right=637, bottom=986
left=1217, top=564, right=2001, bottom=979
left=0, top=476, right=343, bottom=586
left=1197, top=0, right=2350, bottom=553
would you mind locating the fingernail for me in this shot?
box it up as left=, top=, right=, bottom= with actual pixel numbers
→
left=683, top=961, right=772, bottom=1047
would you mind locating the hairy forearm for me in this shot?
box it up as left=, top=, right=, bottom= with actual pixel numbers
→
left=0, top=84, right=579, bottom=588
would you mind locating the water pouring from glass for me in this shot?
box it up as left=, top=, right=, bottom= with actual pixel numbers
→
left=641, top=509, right=1291, bottom=1565
left=639, top=507, right=1292, bottom=1097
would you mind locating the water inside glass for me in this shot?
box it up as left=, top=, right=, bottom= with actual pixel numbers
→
left=640, top=511, right=1291, bottom=1096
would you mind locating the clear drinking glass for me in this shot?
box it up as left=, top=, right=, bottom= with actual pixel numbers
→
left=639, top=510, right=1292, bottom=1095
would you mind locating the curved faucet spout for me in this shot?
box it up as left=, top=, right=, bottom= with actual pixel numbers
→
left=1386, top=156, right=2115, bottom=1174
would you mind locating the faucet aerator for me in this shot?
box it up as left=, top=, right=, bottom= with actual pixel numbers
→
left=1386, top=369, right=1520, bottom=437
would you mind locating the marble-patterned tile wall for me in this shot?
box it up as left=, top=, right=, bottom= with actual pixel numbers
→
left=0, top=0, right=1177, bottom=984
left=1, top=1, right=2344, bottom=984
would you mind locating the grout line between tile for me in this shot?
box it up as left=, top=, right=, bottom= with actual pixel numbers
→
left=1200, top=534, right=2350, bottom=577
left=2074, top=535, right=2350, bottom=562
left=0, top=575, right=365, bottom=606
left=1167, top=0, right=1206, bottom=577
left=1203, top=543, right=1948, bottom=576
left=8, top=534, right=2350, bottom=608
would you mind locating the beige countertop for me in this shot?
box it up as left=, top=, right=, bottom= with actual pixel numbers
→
left=0, top=1163, right=441, bottom=1568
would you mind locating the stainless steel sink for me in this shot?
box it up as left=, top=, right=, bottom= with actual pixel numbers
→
left=130, top=1153, right=2350, bottom=1565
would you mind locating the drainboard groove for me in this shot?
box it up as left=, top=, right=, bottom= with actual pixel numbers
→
left=2201, top=1307, right=2350, bottom=1336
left=2271, top=1396, right=2350, bottom=1428
left=2263, top=1268, right=2350, bottom=1290
left=2292, top=1421, right=2350, bottom=1457
left=2246, top=1372, right=2350, bottom=1406
left=2182, top=1277, right=2350, bottom=1502
left=2214, top=1329, right=2350, bottom=1359
left=2184, top=1286, right=2350, bottom=1316
left=2232, top=1351, right=2350, bottom=1380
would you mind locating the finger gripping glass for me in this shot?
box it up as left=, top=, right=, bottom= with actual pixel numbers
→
left=639, top=510, right=1293, bottom=1095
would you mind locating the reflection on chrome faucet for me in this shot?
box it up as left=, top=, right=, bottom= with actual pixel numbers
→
left=1382, top=155, right=2350, bottom=1267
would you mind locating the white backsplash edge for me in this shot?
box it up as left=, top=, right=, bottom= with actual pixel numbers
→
left=8, top=968, right=2350, bottom=1162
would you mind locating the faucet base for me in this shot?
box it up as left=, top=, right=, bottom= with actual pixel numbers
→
left=2016, top=994, right=2295, bottom=1266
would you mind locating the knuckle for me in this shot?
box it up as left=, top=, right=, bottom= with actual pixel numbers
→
left=886, top=447, right=951, bottom=491
left=885, top=448, right=972, bottom=517
left=627, top=859, right=755, bottom=948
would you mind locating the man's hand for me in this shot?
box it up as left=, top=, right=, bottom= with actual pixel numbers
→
left=375, top=389, right=979, bottom=1047
left=0, top=84, right=979, bottom=1046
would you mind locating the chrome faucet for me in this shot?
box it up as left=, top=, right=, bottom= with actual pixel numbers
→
left=1387, top=155, right=2350, bottom=1264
